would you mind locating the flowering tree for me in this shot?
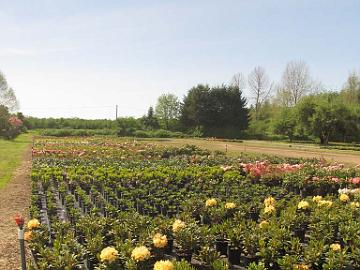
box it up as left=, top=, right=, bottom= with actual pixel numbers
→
left=0, top=105, right=23, bottom=139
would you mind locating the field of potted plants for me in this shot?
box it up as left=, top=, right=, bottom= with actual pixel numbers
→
left=25, top=137, right=360, bottom=270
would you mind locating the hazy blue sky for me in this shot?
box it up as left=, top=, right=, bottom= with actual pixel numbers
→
left=0, top=0, right=359, bottom=119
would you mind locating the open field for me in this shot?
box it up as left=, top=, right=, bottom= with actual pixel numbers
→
left=0, top=133, right=32, bottom=188
left=140, top=138, right=360, bottom=166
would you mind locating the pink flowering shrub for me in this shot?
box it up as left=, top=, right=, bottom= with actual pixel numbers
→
left=2, top=115, right=24, bottom=139
left=8, top=116, right=23, bottom=127
left=240, top=161, right=303, bottom=179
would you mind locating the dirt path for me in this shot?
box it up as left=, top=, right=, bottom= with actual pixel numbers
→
left=147, top=139, right=360, bottom=166
left=0, top=147, right=32, bottom=270
left=217, top=142, right=360, bottom=165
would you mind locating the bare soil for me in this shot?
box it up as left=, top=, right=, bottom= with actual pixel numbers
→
left=0, top=147, right=32, bottom=270
left=147, top=138, right=360, bottom=166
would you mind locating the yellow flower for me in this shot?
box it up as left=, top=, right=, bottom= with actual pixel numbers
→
left=172, top=219, right=186, bottom=233
left=317, top=200, right=333, bottom=208
left=131, top=246, right=151, bottom=262
left=264, top=196, right=275, bottom=207
left=293, top=264, right=310, bottom=270
left=24, top=231, right=32, bottom=241
left=339, top=193, right=350, bottom=203
left=330, top=243, right=341, bottom=252
left=259, top=220, right=269, bottom=229
left=225, top=202, right=236, bottom=209
left=312, top=195, right=322, bottom=203
left=205, top=198, right=217, bottom=207
left=100, top=247, right=118, bottom=263
left=154, top=260, right=174, bottom=270
left=350, top=202, right=360, bottom=208
left=297, top=200, right=310, bottom=210
left=153, top=233, right=168, bottom=248
left=27, top=219, right=40, bottom=230
left=264, top=205, right=275, bottom=214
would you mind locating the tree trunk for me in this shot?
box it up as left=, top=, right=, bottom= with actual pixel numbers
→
left=319, top=133, right=328, bottom=145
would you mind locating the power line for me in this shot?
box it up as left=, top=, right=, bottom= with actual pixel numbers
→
left=22, top=105, right=114, bottom=110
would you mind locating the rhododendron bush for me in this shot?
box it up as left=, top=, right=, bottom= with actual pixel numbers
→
left=0, top=105, right=24, bottom=139
left=26, top=137, right=360, bottom=270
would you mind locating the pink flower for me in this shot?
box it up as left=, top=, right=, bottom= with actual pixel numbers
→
left=8, top=116, right=23, bottom=127
left=331, top=177, right=340, bottom=183
left=350, top=177, right=360, bottom=185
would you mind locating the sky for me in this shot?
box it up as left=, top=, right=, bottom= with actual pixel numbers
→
left=0, top=0, right=359, bottom=119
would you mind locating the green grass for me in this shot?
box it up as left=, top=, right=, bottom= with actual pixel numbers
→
left=0, top=133, right=32, bottom=188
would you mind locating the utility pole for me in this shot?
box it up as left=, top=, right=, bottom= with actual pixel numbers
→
left=115, top=105, right=118, bottom=120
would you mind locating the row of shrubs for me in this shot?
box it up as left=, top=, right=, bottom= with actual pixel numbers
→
left=39, top=128, right=189, bottom=138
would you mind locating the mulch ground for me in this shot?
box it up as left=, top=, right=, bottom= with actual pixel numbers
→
left=0, top=148, right=32, bottom=270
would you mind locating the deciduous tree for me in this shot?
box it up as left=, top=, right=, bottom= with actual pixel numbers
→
left=0, top=72, right=18, bottom=112
left=248, top=66, right=272, bottom=120
left=155, top=94, right=180, bottom=130
left=276, top=60, right=312, bottom=107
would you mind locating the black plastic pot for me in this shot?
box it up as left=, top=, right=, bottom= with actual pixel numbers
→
left=249, top=211, right=259, bottom=221
left=215, top=239, right=228, bottom=256
left=167, top=210, right=177, bottom=218
left=241, top=255, right=259, bottom=267
left=165, top=238, right=173, bottom=254
left=294, top=228, right=306, bottom=242
left=85, top=257, right=97, bottom=270
left=176, top=253, right=192, bottom=263
left=265, top=261, right=281, bottom=270
left=194, top=262, right=211, bottom=270
left=227, top=246, right=241, bottom=265
left=200, top=214, right=210, bottom=225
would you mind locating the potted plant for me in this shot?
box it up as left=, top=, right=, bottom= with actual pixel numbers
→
left=226, top=226, right=243, bottom=265
left=241, top=221, right=260, bottom=267
left=173, top=220, right=201, bottom=262
left=194, top=246, right=221, bottom=270
left=210, top=223, right=230, bottom=256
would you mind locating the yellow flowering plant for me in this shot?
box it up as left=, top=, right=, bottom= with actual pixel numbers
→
left=259, top=220, right=269, bottom=229
left=97, top=246, right=124, bottom=270
left=225, top=202, right=236, bottom=210
left=312, top=195, right=323, bottom=203
left=264, top=196, right=276, bottom=207
left=205, top=198, right=217, bottom=207
left=172, top=219, right=186, bottom=233
left=293, top=264, right=310, bottom=270
left=153, top=233, right=168, bottom=248
left=24, top=231, right=32, bottom=242
left=154, top=260, right=174, bottom=270
left=131, top=246, right=151, bottom=262
left=172, top=221, right=201, bottom=257
left=317, top=200, right=333, bottom=208
left=297, top=200, right=310, bottom=210
left=330, top=243, right=341, bottom=252
left=27, top=219, right=41, bottom=230
left=339, top=194, right=350, bottom=203
left=350, top=201, right=360, bottom=208
left=100, top=246, right=119, bottom=263
left=264, top=205, right=276, bottom=215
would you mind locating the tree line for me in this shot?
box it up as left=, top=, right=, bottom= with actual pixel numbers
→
left=2, top=61, right=360, bottom=144
left=141, top=60, right=360, bottom=144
